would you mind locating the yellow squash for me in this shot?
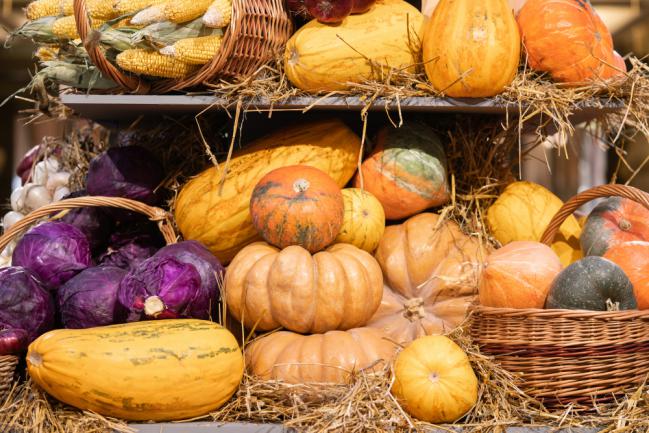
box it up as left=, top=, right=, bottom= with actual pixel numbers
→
left=487, top=181, right=582, bottom=267
left=334, top=188, right=385, bottom=253
left=422, top=0, right=521, bottom=97
left=27, top=320, right=243, bottom=421
left=284, top=0, right=424, bottom=92
left=392, top=335, right=478, bottom=423
left=174, top=119, right=361, bottom=263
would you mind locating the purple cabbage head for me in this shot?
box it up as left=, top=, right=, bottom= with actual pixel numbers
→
left=86, top=146, right=164, bottom=205
left=58, top=266, right=127, bottom=329
left=153, top=241, right=223, bottom=304
left=60, top=190, right=114, bottom=252
left=13, top=222, right=92, bottom=290
left=117, top=256, right=206, bottom=322
left=0, top=267, right=55, bottom=342
left=98, top=230, right=161, bottom=270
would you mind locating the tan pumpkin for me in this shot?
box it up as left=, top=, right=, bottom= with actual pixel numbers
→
left=246, top=327, right=396, bottom=384
left=284, top=0, right=424, bottom=92
left=366, top=213, right=485, bottom=344
left=225, top=242, right=383, bottom=334
left=334, top=188, right=385, bottom=253
left=423, top=0, right=521, bottom=97
left=174, top=119, right=361, bottom=263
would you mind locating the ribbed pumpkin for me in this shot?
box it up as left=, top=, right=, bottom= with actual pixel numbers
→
left=422, top=0, right=521, bottom=97
left=392, top=335, right=478, bottom=423
left=487, top=181, right=582, bottom=267
left=27, top=320, right=243, bottom=421
left=479, top=241, right=562, bottom=309
left=354, top=124, right=449, bottom=220
left=225, top=242, right=383, bottom=334
left=517, top=0, right=622, bottom=84
left=250, top=165, right=344, bottom=253
left=284, top=0, right=424, bottom=92
left=246, top=327, right=396, bottom=384
left=581, top=197, right=649, bottom=256
left=174, top=119, right=361, bottom=263
left=604, top=241, right=649, bottom=310
left=366, top=213, right=485, bottom=344
left=334, top=188, right=385, bottom=253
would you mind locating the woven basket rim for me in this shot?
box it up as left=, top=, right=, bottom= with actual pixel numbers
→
left=470, top=305, right=649, bottom=320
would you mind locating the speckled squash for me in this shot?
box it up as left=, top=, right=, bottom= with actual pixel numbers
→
left=581, top=197, right=649, bottom=256
left=27, top=320, right=243, bottom=421
left=423, top=0, right=521, bottom=97
left=334, top=188, right=386, bottom=253
left=284, top=0, right=424, bottom=92
left=225, top=242, right=383, bottom=333
left=250, top=165, right=344, bottom=253
left=366, top=213, right=486, bottom=344
left=604, top=241, right=649, bottom=310
left=174, top=119, right=361, bottom=263
left=246, top=327, right=396, bottom=384
left=354, top=124, right=450, bottom=220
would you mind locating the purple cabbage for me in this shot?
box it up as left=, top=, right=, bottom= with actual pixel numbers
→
left=117, top=256, right=206, bottom=322
left=58, top=266, right=127, bottom=329
left=86, top=146, right=164, bottom=205
left=0, top=267, right=55, bottom=342
left=13, top=222, right=92, bottom=290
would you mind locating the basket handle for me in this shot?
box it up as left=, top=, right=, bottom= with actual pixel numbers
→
left=73, top=0, right=150, bottom=93
left=539, top=184, right=649, bottom=246
left=0, top=196, right=177, bottom=251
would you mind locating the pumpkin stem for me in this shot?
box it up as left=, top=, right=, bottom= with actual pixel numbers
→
left=28, top=351, right=43, bottom=367
left=144, top=296, right=166, bottom=318
left=619, top=219, right=632, bottom=231
left=293, top=178, right=311, bottom=193
left=403, top=297, right=425, bottom=321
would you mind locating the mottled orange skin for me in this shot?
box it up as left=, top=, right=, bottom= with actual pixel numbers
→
left=604, top=241, right=649, bottom=310
left=517, top=0, right=623, bottom=84
left=250, top=165, right=343, bottom=253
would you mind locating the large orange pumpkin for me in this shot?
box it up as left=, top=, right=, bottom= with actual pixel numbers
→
left=245, top=327, right=396, bottom=384
left=479, top=241, right=562, bottom=309
left=581, top=197, right=649, bottom=256
left=225, top=242, right=383, bottom=334
left=354, top=124, right=449, bottom=220
left=250, top=165, right=343, bottom=253
left=366, top=213, right=485, bottom=344
left=517, top=0, right=623, bottom=84
left=604, top=241, right=649, bottom=310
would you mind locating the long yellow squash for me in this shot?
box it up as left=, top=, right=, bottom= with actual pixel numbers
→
left=422, top=0, right=521, bottom=97
left=174, top=119, right=361, bottom=263
left=284, top=0, right=424, bottom=92
left=27, top=320, right=243, bottom=421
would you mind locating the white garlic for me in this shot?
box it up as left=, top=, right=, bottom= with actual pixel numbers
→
left=53, top=186, right=71, bottom=202
left=1, top=241, right=16, bottom=257
left=23, top=184, right=52, bottom=211
left=10, top=186, right=25, bottom=212
left=0, top=256, right=11, bottom=269
left=46, top=171, right=71, bottom=193
left=33, top=158, right=61, bottom=185
left=2, top=211, right=24, bottom=232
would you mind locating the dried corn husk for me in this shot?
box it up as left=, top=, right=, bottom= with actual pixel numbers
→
left=10, top=17, right=58, bottom=44
left=130, top=18, right=221, bottom=49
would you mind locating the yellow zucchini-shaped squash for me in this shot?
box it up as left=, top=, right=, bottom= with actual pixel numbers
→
left=27, top=319, right=243, bottom=421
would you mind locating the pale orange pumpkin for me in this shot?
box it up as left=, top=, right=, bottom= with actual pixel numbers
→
left=245, top=327, right=396, bottom=384
left=479, top=241, right=562, bottom=309
left=604, top=241, right=649, bottom=310
left=225, top=242, right=383, bottom=334
left=366, top=213, right=486, bottom=344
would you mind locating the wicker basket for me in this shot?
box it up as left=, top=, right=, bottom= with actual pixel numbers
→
left=0, top=196, right=177, bottom=396
left=471, top=184, right=649, bottom=410
left=72, top=0, right=293, bottom=93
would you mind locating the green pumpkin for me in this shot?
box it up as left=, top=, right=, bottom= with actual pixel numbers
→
left=545, top=256, right=636, bottom=310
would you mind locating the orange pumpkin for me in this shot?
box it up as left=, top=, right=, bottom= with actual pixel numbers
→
left=581, top=197, right=649, bottom=256
left=250, top=165, right=344, bottom=253
left=479, top=241, right=562, bottom=309
left=354, top=124, right=449, bottom=220
left=517, top=0, right=623, bottom=84
left=366, top=213, right=485, bottom=344
left=604, top=241, right=649, bottom=310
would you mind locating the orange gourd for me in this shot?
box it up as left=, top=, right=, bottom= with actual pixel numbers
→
left=479, top=241, right=562, bottom=309
left=604, top=241, right=649, bottom=310
left=250, top=165, right=344, bottom=253
left=517, top=0, right=623, bottom=84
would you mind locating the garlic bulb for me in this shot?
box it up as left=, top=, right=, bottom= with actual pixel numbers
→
left=46, top=171, right=71, bottom=193
left=23, top=184, right=52, bottom=212
left=33, top=158, right=60, bottom=185
left=10, top=186, right=25, bottom=212
left=2, top=211, right=24, bottom=231
left=53, top=186, right=71, bottom=202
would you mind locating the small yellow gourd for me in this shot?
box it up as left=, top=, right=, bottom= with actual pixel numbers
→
left=334, top=188, right=385, bottom=253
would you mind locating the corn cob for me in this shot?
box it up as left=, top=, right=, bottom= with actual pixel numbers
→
left=116, top=48, right=198, bottom=78
left=164, top=0, right=212, bottom=23
left=131, top=2, right=168, bottom=25
left=60, top=0, right=73, bottom=15
left=26, top=0, right=61, bottom=19
left=113, top=0, right=166, bottom=15
left=34, top=46, right=59, bottom=61
left=52, top=15, right=105, bottom=39
left=59, top=0, right=118, bottom=19
left=10, top=16, right=58, bottom=43
left=159, top=34, right=221, bottom=65
left=202, top=0, right=231, bottom=28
